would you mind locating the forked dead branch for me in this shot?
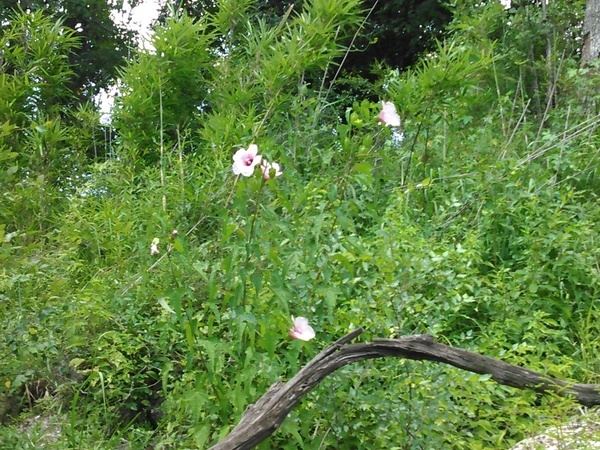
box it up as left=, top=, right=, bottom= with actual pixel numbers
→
left=211, top=329, right=600, bottom=450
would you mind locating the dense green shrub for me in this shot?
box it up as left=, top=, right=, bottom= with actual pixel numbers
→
left=1, top=1, right=598, bottom=449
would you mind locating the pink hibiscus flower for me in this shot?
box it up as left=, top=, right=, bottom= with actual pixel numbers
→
left=261, top=160, right=283, bottom=180
left=378, top=101, right=401, bottom=127
left=289, top=316, right=315, bottom=341
left=232, top=144, right=262, bottom=177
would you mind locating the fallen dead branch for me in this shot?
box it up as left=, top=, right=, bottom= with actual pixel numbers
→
left=211, top=329, right=600, bottom=450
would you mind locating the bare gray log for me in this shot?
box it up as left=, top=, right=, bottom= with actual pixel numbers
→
left=211, top=330, right=600, bottom=450
left=582, top=0, right=600, bottom=65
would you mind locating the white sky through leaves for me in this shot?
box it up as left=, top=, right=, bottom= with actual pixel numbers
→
left=100, top=0, right=161, bottom=118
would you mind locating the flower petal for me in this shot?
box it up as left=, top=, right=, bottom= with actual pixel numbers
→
left=289, top=316, right=315, bottom=341
left=261, top=160, right=283, bottom=180
left=378, top=101, right=401, bottom=127
left=232, top=145, right=262, bottom=176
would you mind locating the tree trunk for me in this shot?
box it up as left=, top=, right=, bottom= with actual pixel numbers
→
left=582, top=0, right=600, bottom=65
left=211, top=330, right=600, bottom=450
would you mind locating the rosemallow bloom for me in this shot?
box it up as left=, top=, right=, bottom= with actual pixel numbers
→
left=289, top=316, right=315, bottom=341
left=232, top=144, right=262, bottom=177
left=261, top=160, right=283, bottom=180
left=150, top=238, right=160, bottom=255
left=378, top=101, right=401, bottom=127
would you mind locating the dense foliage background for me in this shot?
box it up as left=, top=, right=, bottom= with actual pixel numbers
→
left=1, top=0, right=599, bottom=448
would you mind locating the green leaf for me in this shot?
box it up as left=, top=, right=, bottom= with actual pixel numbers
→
left=352, top=161, right=373, bottom=175
left=172, top=238, right=185, bottom=253
left=69, top=358, right=85, bottom=368
left=158, top=297, right=176, bottom=314
left=251, top=270, right=262, bottom=294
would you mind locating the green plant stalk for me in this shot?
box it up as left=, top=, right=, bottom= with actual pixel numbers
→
left=159, top=74, right=166, bottom=213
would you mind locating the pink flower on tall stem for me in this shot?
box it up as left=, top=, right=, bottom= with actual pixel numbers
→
left=261, top=160, right=283, bottom=180
left=232, top=144, right=262, bottom=177
left=289, top=316, right=315, bottom=341
left=378, top=101, right=401, bottom=127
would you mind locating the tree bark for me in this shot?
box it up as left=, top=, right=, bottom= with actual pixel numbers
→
left=582, top=0, right=600, bottom=65
left=211, top=330, right=600, bottom=450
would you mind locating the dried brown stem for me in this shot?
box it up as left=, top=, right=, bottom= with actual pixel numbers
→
left=211, top=331, right=600, bottom=450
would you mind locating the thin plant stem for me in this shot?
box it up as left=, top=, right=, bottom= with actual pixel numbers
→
left=317, top=26, right=340, bottom=103
left=250, top=6, right=294, bottom=140
left=500, top=99, right=532, bottom=159
left=177, top=128, right=184, bottom=207
left=492, top=60, right=507, bottom=136
left=536, top=49, right=566, bottom=140
left=517, top=113, right=600, bottom=168
left=324, top=0, right=380, bottom=102
left=159, top=76, right=166, bottom=212
left=243, top=177, right=266, bottom=270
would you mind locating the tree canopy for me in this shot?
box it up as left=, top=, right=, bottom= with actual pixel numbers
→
left=1, top=0, right=138, bottom=103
